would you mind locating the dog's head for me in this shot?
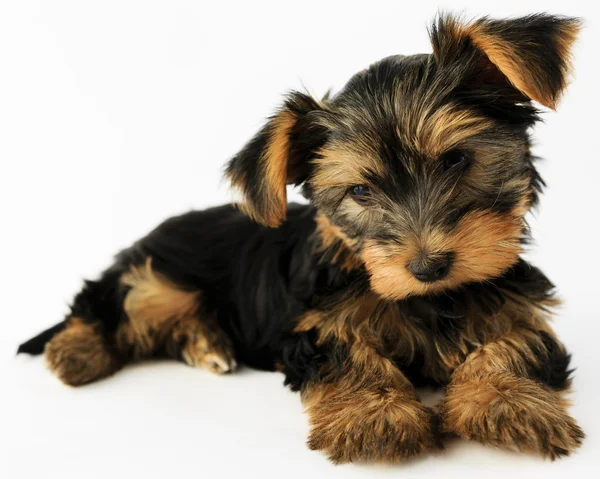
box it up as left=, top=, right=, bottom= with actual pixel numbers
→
left=226, top=14, right=580, bottom=300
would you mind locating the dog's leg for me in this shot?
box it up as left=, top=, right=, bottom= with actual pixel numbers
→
left=301, top=342, right=438, bottom=463
left=44, top=269, right=126, bottom=386
left=116, top=259, right=236, bottom=374
left=439, top=327, right=584, bottom=458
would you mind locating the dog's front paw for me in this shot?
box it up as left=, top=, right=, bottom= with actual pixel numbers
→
left=441, top=373, right=584, bottom=459
left=307, top=390, right=438, bottom=463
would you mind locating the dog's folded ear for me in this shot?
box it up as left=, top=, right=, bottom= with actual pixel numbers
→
left=430, top=14, right=582, bottom=109
left=225, top=92, right=328, bottom=227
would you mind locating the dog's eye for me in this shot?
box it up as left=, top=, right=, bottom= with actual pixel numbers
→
left=441, top=149, right=470, bottom=171
left=349, top=185, right=373, bottom=205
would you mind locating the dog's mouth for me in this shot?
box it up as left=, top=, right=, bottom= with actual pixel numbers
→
left=362, top=253, right=456, bottom=301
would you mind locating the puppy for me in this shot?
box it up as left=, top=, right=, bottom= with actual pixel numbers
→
left=19, top=13, right=584, bottom=463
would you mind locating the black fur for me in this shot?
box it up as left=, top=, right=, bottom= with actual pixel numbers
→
left=531, top=330, right=574, bottom=391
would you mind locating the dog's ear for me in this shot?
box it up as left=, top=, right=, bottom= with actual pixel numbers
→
left=225, top=92, right=328, bottom=227
left=430, top=14, right=582, bottom=109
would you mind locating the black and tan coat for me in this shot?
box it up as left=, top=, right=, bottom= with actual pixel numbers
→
left=19, top=13, right=583, bottom=464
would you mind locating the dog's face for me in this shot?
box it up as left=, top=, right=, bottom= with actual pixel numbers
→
left=227, top=14, right=580, bottom=300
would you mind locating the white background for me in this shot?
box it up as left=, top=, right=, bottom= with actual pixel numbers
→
left=1, top=1, right=599, bottom=478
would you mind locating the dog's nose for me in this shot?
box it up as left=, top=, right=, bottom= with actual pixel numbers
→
left=408, top=254, right=452, bottom=283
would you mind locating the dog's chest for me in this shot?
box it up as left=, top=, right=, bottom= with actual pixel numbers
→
left=302, top=287, right=515, bottom=385
left=373, top=296, right=486, bottom=384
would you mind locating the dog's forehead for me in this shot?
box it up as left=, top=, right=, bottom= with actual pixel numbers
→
left=330, top=53, right=442, bottom=132
left=336, top=53, right=433, bottom=101
left=327, top=53, right=484, bottom=158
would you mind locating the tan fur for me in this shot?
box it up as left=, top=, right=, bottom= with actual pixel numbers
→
left=294, top=293, right=383, bottom=346
left=310, top=145, right=385, bottom=190
left=402, top=103, right=495, bottom=158
left=471, top=27, right=543, bottom=104
left=259, top=110, right=297, bottom=226
left=302, top=341, right=437, bottom=463
left=436, top=318, right=583, bottom=458
left=361, top=202, right=527, bottom=300
left=118, top=258, right=201, bottom=357
left=228, top=110, right=297, bottom=227
left=440, top=372, right=584, bottom=458
left=314, top=215, right=362, bottom=272
left=45, top=317, right=121, bottom=386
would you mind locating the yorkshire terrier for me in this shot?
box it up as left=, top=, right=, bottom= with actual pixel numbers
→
left=19, top=13, right=584, bottom=463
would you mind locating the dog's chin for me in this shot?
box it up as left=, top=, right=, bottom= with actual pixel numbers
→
left=367, top=269, right=454, bottom=301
